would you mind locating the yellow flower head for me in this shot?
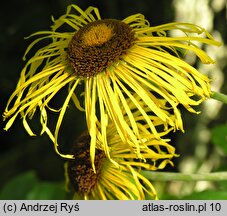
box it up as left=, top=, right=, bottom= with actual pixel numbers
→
left=66, top=120, right=177, bottom=200
left=3, top=5, right=220, bottom=161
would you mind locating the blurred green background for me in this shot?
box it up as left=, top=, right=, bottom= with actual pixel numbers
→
left=0, top=0, right=226, bottom=199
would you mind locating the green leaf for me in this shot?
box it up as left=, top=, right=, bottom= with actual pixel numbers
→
left=182, top=190, right=227, bottom=200
left=217, top=180, right=227, bottom=191
left=0, top=171, right=39, bottom=199
left=211, top=124, right=227, bottom=154
left=27, top=182, right=66, bottom=200
left=0, top=171, right=66, bottom=200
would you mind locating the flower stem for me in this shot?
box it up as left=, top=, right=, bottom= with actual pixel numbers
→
left=141, top=171, right=227, bottom=181
left=211, top=91, right=227, bottom=104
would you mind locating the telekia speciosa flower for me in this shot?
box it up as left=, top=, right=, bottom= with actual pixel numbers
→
left=66, top=117, right=177, bottom=200
left=3, top=5, right=220, bottom=164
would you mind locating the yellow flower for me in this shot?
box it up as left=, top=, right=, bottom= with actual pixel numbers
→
left=66, top=120, right=177, bottom=200
left=3, top=5, right=220, bottom=161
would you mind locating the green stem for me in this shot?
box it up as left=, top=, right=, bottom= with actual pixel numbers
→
left=141, top=171, right=227, bottom=181
left=211, top=91, right=227, bottom=104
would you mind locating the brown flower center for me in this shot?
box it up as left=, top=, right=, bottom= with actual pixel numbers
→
left=67, top=19, right=135, bottom=77
left=67, top=131, right=105, bottom=195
